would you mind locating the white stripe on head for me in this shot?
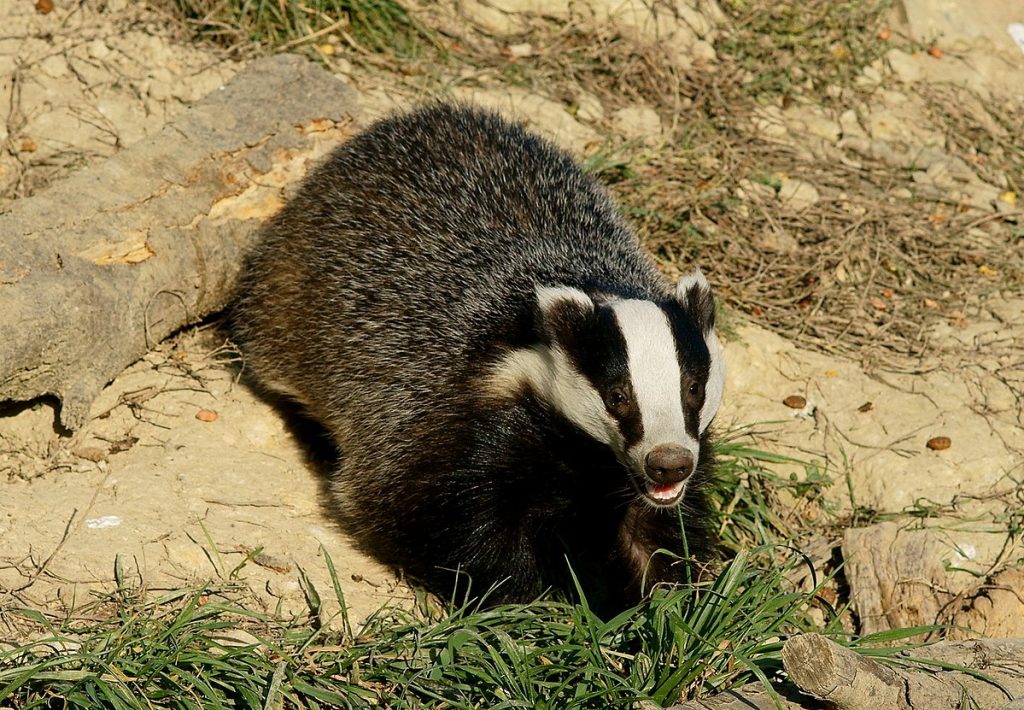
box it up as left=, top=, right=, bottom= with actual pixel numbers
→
left=610, top=300, right=699, bottom=469
left=701, top=329, right=725, bottom=432
left=483, top=345, right=622, bottom=450
left=535, top=285, right=592, bottom=314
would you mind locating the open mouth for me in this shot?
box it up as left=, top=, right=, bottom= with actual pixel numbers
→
left=642, top=479, right=686, bottom=506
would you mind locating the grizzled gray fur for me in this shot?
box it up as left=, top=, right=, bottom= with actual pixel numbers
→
left=231, top=103, right=723, bottom=612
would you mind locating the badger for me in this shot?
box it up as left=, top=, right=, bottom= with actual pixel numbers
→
left=230, top=103, right=725, bottom=611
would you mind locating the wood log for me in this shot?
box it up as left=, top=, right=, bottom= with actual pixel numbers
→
left=0, top=54, right=357, bottom=430
left=782, top=633, right=1024, bottom=709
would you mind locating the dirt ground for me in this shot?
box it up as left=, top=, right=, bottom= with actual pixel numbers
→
left=2, top=0, right=1023, bottom=639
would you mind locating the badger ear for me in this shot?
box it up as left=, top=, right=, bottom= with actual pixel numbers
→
left=674, top=268, right=716, bottom=335
left=534, top=285, right=594, bottom=347
left=675, top=269, right=725, bottom=431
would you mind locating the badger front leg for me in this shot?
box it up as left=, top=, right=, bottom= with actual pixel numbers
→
left=615, top=499, right=708, bottom=602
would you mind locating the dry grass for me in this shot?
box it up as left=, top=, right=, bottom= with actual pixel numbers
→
left=443, top=2, right=1024, bottom=365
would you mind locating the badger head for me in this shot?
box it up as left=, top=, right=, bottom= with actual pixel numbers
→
left=488, top=269, right=725, bottom=507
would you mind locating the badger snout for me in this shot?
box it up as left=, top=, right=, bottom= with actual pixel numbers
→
left=645, top=444, right=695, bottom=482
left=641, top=444, right=695, bottom=506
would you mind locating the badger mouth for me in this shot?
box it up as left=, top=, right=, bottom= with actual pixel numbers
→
left=641, top=479, right=686, bottom=506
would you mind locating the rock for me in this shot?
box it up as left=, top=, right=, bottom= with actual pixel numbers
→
left=949, top=568, right=1024, bottom=639
left=899, top=0, right=1024, bottom=56
left=574, top=90, right=604, bottom=123
left=782, top=105, right=841, bottom=143
left=38, top=54, right=68, bottom=79
left=457, top=0, right=567, bottom=35
left=886, top=48, right=923, bottom=83
left=505, top=42, right=533, bottom=57
left=610, top=104, right=663, bottom=145
left=86, top=38, right=111, bottom=60
left=842, top=522, right=1024, bottom=635
left=451, top=86, right=598, bottom=155
left=778, top=178, right=820, bottom=209
left=858, top=63, right=883, bottom=86
left=575, top=0, right=721, bottom=68
left=837, top=109, right=864, bottom=138
left=751, top=105, right=787, bottom=138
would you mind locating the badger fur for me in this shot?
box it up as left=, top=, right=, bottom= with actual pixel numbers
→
left=230, top=103, right=725, bottom=611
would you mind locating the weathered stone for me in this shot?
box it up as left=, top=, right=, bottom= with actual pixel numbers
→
left=778, top=178, right=820, bottom=209
left=574, top=90, right=604, bottom=123
left=843, top=521, right=1024, bottom=635
left=949, top=568, right=1024, bottom=640
left=886, top=48, right=924, bottom=83
left=611, top=104, right=663, bottom=145
left=451, top=85, right=598, bottom=155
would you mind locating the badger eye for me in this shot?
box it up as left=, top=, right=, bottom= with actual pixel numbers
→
left=604, top=386, right=631, bottom=413
left=688, top=382, right=701, bottom=397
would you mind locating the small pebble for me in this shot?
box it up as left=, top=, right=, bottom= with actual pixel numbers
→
left=926, top=436, right=951, bottom=451
left=783, top=395, right=807, bottom=409
left=857, top=401, right=873, bottom=412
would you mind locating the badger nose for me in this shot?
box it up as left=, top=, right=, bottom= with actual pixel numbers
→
left=644, top=445, right=695, bottom=483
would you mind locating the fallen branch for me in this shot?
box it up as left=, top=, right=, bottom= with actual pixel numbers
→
left=0, top=54, right=357, bottom=430
left=782, top=633, right=1024, bottom=709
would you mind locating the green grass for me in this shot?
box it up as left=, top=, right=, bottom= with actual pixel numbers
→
left=1, top=548, right=841, bottom=708
left=160, top=0, right=437, bottom=58
left=717, top=0, right=897, bottom=98
left=0, top=440, right=890, bottom=709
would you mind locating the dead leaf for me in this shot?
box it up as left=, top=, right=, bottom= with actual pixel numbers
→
left=253, top=552, right=291, bottom=574
left=927, top=46, right=942, bottom=59
left=877, top=28, right=892, bottom=41
left=857, top=401, right=874, bottom=413
left=870, top=297, right=887, bottom=311
left=882, top=287, right=894, bottom=299
left=196, top=409, right=218, bottom=422
left=19, top=137, right=37, bottom=153
left=35, top=0, right=53, bottom=14
left=926, top=436, right=951, bottom=451
left=74, top=446, right=107, bottom=462
left=923, top=298, right=939, bottom=309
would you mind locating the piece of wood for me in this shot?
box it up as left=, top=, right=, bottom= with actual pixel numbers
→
left=782, top=633, right=1024, bottom=709
left=783, top=633, right=911, bottom=708
left=0, top=54, right=357, bottom=430
left=668, top=684, right=808, bottom=709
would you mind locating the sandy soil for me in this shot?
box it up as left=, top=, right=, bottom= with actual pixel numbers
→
left=2, top=0, right=1022, bottom=637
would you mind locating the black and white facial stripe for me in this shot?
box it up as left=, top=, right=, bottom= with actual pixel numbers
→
left=486, top=269, right=725, bottom=506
